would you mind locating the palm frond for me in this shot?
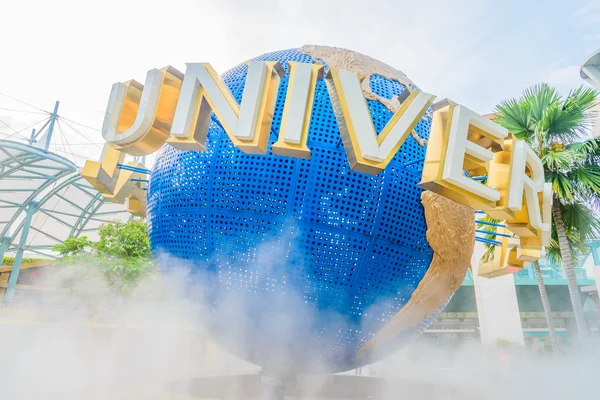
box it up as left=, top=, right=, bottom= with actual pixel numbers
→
left=560, top=202, right=600, bottom=241
left=541, top=148, right=579, bottom=171
left=565, top=86, right=599, bottom=114
left=480, top=245, right=496, bottom=263
left=546, top=218, right=589, bottom=266
left=544, top=238, right=586, bottom=266
left=567, top=136, right=600, bottom=157
left=546, top=170, right=576, bottom=202
left=476, top=215, right=502, bottom=263
left=522, top=83, right=561, bottom=122
left=494, top=99, right=534, bottom=141
left=568, top=163, right=600, bottom=200
left=542, top=101, right=588, bottom=141
left=544, top=237, right=562, bottom=264
left=546, top=86, right=600, bottom=139
left=568, top=138, right=600, bottom=170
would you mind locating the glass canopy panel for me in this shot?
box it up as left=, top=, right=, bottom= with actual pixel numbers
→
left=0, top=140, right=132, bottom=258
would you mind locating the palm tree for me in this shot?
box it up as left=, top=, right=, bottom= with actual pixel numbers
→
left=491, top=84, right=600, bottom=338
left=531, top=260, right=558, bottom=354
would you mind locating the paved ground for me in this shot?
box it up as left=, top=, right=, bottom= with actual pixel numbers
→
left=125, top=373, right=483, bottom=400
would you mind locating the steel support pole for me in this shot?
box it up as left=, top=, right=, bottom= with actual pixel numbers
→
left=589, top=243, right=600, bottom=265
left=0, top=235, right=10, bottom=265
left=4, top=201, right=38, bottom=303
left=41, top=101, right=60, bottom=151
left=28, top=128, right=37, bottom=145
left=527, top=264, right=535, bottom=279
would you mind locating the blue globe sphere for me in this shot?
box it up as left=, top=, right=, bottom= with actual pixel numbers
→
left=147, top=48, right=445, bottom=372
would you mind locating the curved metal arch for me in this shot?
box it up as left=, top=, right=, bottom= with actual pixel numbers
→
left=70, top=192, right=105, bottom=238
left=0, top=140, right=76, bottom=169
left=7, top=173, right=82, bottom=244
left=0, top=140, right=76, bottom=239
left=8, top=178, right=131, bottom=255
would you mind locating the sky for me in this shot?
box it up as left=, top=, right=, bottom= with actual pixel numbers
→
left=0, top=0, right=598, bottom=164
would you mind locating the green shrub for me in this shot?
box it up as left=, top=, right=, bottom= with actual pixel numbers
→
left=53, top=220, right=155, bottom=294
left=2, top=257, right=48, bottom=266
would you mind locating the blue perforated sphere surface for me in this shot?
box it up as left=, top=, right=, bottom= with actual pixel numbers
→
left=147, top=48, right=445, bottom=372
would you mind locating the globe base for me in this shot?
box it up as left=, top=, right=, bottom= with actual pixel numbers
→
left=127, top=373, right=483, bottom=399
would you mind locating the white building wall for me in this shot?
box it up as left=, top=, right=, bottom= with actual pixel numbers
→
left=471, top=243, right=525, bottom=345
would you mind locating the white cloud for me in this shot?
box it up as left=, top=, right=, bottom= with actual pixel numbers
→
left=573, top=0, right=600, bottom=26
left=0, top=0, right=595, bottom=162
left=543, top=65, right=588, bottom=96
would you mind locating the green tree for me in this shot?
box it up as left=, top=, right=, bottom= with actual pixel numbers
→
left=491, top=83, right=600, bottom=338
left=53, top=220, right=156, bottom=295
left=95, top=220, right=152, bottom=259
left=54, top=236, right=93, bottom=256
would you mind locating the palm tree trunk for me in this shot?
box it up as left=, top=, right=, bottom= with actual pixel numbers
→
left=532, top=260, right=558, bottom=355
left=552, top=200, right=588, bottom=337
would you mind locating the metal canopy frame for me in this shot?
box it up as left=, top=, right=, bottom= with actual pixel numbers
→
left=5, top=174, right=131, bottom=257
left=0, top=140, right=76, bottom=238
left=0, top=139, right=131, bottom=301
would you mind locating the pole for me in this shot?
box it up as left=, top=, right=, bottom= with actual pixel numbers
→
left=533, top=261, right=559, bottom=356
left=3, top=201, right=38, bottom=303
left=527, top=264, right=535, bottom=280
left=0, top=236, right=9, bottom=301
left=0, top=236, right=10, bottom=266
left=41, top=101, right=60, bottom=151
left=28, top=128, right=36, bottom=145
left=588, top=242, right=600, bottom=265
